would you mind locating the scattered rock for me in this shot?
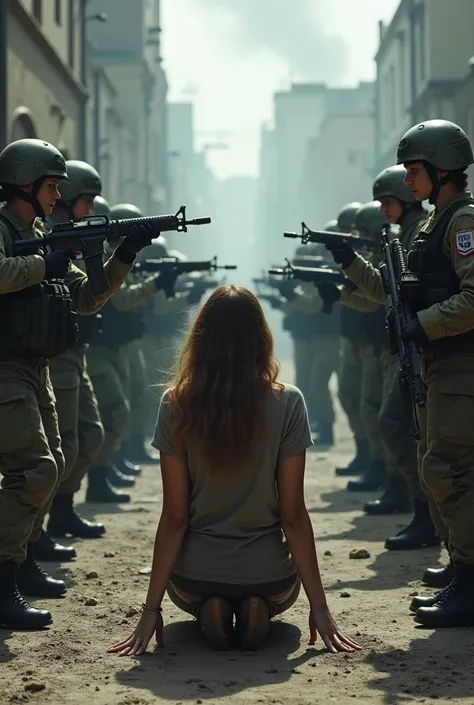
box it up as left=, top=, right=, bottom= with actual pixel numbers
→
left=349, top=548, right=371, bottom=559
left=125, top=607, right=140, bottom=618
left=409, top=591, right=419, bottom=597
left=85, top=571, right=98, bottom=580
left=24, top=684, right=45, bottom=693
left=85, top=598, right=98, bottom=606
left=324, top=550, right=333, bottom=556
left=104, top=552, right=115, bottom=558
left=340, top=591, right=351, bottom=598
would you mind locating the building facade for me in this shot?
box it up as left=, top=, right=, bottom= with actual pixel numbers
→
left=1, top=0, right=87, bottom=156
left=375, top=0, right=474, bottom=172
left=87, top=0, right=168, bottom=213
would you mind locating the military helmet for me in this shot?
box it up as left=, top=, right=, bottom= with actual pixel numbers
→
left=397, top=120, right=474, bottom=171
left=168, top=249, right=187, bottom=262
left=355, top=201, right=389, bottom=237
left=92, top=195, right=110, bottom=216
left=59, top=160, right=102, bottom=203
left=0, top=138, right=67, bottom=185
left=337, top=202, right=362, bottom=231
left=373, top=165, right=416, bottom=204
left=110, top=203, right=143, bottom=220
left=323, top=219, right=339, bottom=232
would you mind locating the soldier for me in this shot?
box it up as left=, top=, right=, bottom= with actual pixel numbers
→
left=40, top=161, right=107, bottom=554
left=85, top=204, right=178, bottom=501
left=328, top=120, right=474, bottom=627
left=365, top=167, right=436, bottom=550
left=333, top=203, right=371, bottom=477
left=0, top=138, right=152, bottom=629
left=323, top=203, right=391, bottom=492
left=92, top=194, right=111, bottom=216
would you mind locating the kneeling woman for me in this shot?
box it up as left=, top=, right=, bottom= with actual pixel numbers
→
left=108, top=286, right=360, bottom=654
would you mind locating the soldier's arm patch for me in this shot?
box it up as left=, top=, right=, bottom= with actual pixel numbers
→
left=455, top=230, right=474, bottom=257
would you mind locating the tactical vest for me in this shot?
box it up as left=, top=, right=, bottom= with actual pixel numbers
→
left=91, top=300, right=145, bottom=347
left=408, top=197, right=474, bottom=353
left=0, top=214, right=78, bottom=359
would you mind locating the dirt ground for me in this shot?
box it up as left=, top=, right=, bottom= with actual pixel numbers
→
left=1, top=364, right=474, bottom=705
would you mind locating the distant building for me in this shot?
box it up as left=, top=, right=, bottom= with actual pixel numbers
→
left=375, top=0, right=474, bottom=172
left=87, top=0, right=168, bottom=213
left=454, top=58, right=474, bottom=184
left=299, top=83, right=375, bottom=225
left=1, top=0, right=87, bottom=156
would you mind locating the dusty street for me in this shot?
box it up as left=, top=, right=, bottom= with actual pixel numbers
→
left=1, top=366, right=473, bottom=705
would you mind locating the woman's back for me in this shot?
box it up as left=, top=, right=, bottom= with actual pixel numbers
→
left=153, top=382, right=312, bottom=584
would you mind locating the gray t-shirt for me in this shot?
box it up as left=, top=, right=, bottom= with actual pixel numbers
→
left=152, top=383, right=313, bottom=584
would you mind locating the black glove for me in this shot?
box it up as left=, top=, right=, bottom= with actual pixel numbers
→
left=317, top=282, right=340, bottom=315
left=154, top=268, right=179, bottom=298
left=325, top=239, right=356, bottom=269
left=115, top=223, right=155, bottom=264
left=401, top=317, right=429, bottom=347
left=43, top=250, right=71, bottom=280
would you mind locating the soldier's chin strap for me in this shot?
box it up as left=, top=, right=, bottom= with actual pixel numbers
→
left=15, top=178, right=46, bottom=219
left=424, top=162, right=449, bottom=206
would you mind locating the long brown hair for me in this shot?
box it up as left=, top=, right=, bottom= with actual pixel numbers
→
left=168, top=285, right=281, bottom=472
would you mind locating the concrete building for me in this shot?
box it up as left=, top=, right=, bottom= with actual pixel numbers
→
left=454, top=59, right=474, bottom=184
left=0, top=0, right=87, bottom=156
left=375, top=0, right=474, bottom=172
left=300, top=83, right=375, bottom=226
left=87, top=0, right=168, bottom=213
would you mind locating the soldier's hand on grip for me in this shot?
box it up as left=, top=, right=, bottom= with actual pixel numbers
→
left=43, top=250, right=71, bottom=280
left=317, top=282, right=340, bottom=305
left=401, top=317, right=429, bottom=347
left=324, top=239, right=356, bottom=269
left=115, top=223, right=155, bottom=263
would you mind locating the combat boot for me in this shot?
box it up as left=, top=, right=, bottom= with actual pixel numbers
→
left=114, top=449, right=141, bottom=477
left=347, top=459, right=386, bottom=492
left=313, top=423, right=334, bottom=447
left=86, top=467, right=131, bottom=504
left=108, top=465, right=136, bottom=488
left=126, top=433, right=160, bottom=465
left=415, top=563, right=474, bottom=628
left=47, top=494, right=106, bottom=539
left=409, top=584, right=453, bottom=613
left=34, top=529, right=77, bottom=562
left=0, top=562, right=53, bottom=630
left=17, top=544, right=67, bottom=598
left=384, top=500, right=440, bottom=551
left=422, top=556, right=455, bottom=588
left=335, top=439, right=370, bottom=477
left=364, top=474, right=411, bottom=515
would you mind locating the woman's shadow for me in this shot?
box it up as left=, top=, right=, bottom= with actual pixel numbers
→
left=114, top=618, right=323, bottom=701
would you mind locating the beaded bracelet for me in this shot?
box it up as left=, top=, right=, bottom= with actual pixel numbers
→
left=142, top=603, right=162, bottom=613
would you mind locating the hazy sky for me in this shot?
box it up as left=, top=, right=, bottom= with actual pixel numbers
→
left=161, top=0, right=401, bottom=180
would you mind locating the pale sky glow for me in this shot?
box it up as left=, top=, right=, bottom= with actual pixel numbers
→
left=161, top=0, right=401, bottom=180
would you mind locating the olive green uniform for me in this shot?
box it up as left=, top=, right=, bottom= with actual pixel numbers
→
left=282, top=284, right=339, bottom=427
left=0, top=207, right=132, bottom=564
left=347, top=193, right=474, bottom=563
left=87, top=273, right=158, bottom=469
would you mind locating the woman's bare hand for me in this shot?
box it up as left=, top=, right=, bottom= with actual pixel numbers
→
left=308, top=608, right=361, bottom=654
left=107, top=609, right=164, bottom=657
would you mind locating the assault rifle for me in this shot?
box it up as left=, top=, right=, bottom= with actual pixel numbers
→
left=379, top=226, right=425, bottom=440
left=14, top=206, right=212, bottom=296
left=134, top=256, right=236, bottom=275
left=284, top=222, right=378, bottom=253
left=269, top=260, right=347, bottom=314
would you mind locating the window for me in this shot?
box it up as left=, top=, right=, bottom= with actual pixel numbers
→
left=55, top=0, right=62, bottom=25
left=33, top=0, right=42, bottom=22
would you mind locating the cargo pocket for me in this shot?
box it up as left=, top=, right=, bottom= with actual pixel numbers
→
left=0, top=382, right=32, bottom=453
left=438, top=375, right=474, bottom=445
